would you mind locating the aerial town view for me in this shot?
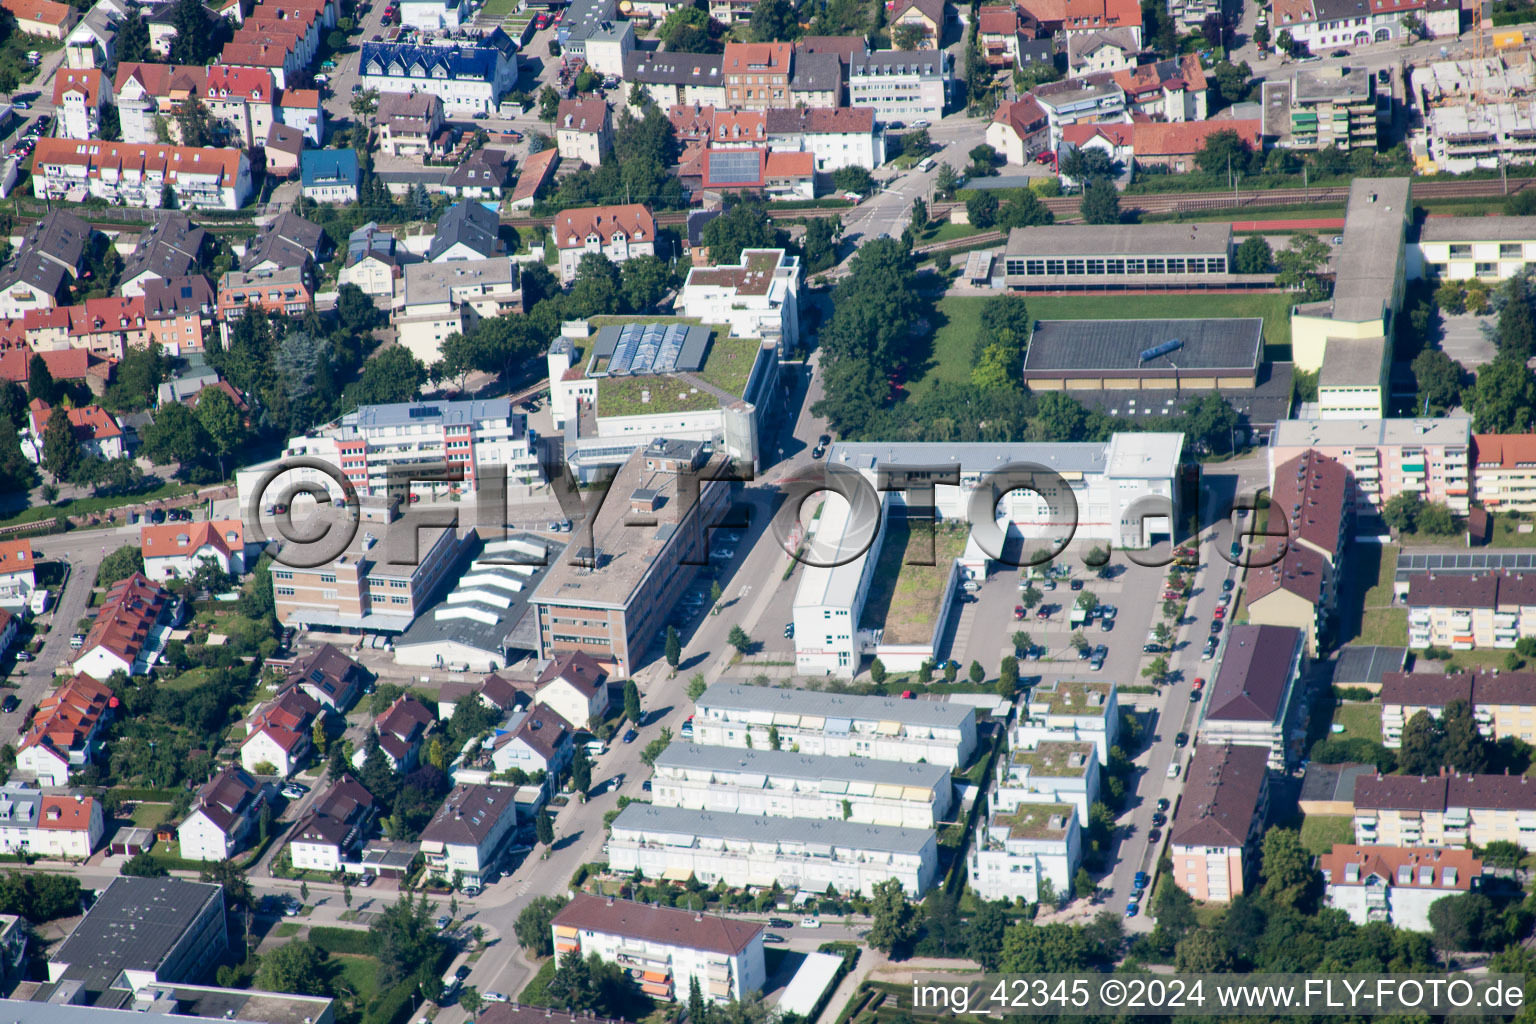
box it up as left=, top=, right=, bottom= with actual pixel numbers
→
left=4, top=0, right=1536, bottom=1013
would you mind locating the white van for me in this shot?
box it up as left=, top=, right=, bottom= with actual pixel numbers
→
left=917, top=157, right=936, bottom=172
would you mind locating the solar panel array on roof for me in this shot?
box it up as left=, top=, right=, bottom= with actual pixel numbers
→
left=1396, top=551, right=1536, bottom=582
left=710, top=150, right=761, bottom=185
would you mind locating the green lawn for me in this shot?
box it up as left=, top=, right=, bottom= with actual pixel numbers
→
left=1299, top=814, right=1354, bottom=855
left=518, top=958, right=557, bottom=1006
left=332, top=955, right=383, bottom=1004
left=273, top=922, right=303, bottom=938
left=161, top=666, right=216, bottom=692
left=1358, top=608, right=1408, bottom=646
left=479, top=0, right=520, bottom=17
left=129, top=803, right=170, bottom=829
left=1331, top=702, right=1382, bottom=744
left=1491, top=513, right=1536, bottom=547
left=857, top=520, right=969, bottom=645
left=920, top=221, right=991, bottom=245
left=0, top=480, right=200, bottom=530
left=910, top=293, right=1296, bottom=401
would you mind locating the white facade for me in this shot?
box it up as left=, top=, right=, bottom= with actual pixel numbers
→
left=847, top=51, right=949, bottom=121
left=339, top=253, right=398, bottom=296
left=418, top=784, right=519, bottom=881
left=359, top=43, right=513, bottom=114
left=676, top=249, right=800, bottom=350
left=1412, top=219, right=1536, bottom=283
left=1014, top=681, right=1121, bottom=766
left=176, top=809, right=243, bottom=863
left=17, top=745, right=70, bottom=788
left=968, top=801, right=1081, bottom=904
left=991, top=739, right=1100, bottom=827
left=1320, top=846, right=1481, bottom=932
left=0, top=787, right=104, bottom=860
left=608, top=803, right=940, bottom=896
left=693, top=682, right=979, bottom=769
left=557, top=231, right=655, bottom=284
left=239, top=729, right=304, bottom=777
left=766, top=125, right=887, bottom=172
left=399, top=0, right=463, bottom=29
left=650, top=743, right=952, bottom=828
left=72, top=645, right=135, bottom=682
left=289, top=833, right=344, bottom=873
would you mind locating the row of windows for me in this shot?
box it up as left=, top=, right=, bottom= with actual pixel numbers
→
left=1006, top=256, right=1228, bottom=276
left=1448, top=243, right=1526, bottom=259
left=553, top=632, right=611, bottom=645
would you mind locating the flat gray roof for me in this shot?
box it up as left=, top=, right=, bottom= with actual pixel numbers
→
left=1330, top=178, right=1410, bottom=324
left=700, top=682, right=975, bottom=729
left=611, top=803, right=936, bottom=854
left=653, top=742, right=952, bottom=789
left=1294, top=65, right=1375, bottom=103
left=1006, top=222, right=1231, bottom=258
left=1318, top=336, right=1387, bottom=387
left=1420, top=216, right=1536, bottom=243
left=1271, top=417, right=1470, bottom=448
left=342, top=398, right=517, bottom=430
left=1023, top=318, right=1263, bottom=373
left=392, top=532, right=560, bottom=658
left=402, top=257, right=516, bottom=307
left=827, top=435, right=1182, bottom=480
left=50, top=878, right=223, bottom=997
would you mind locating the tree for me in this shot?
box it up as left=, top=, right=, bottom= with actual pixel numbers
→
left=934, top=162, right=960, bottom=199
left=1417, top=502, right=1457, bottom=536
left=870, top=658, right=887, bottom=685
left=96, top=546, right=146, bottom=589
left=702, top=199, right=780, bottom=266
left=1500, top=274, right=1536, bottom=362
left=1059, top=147, right=1116, bottom=186
left=538, top=86, right=560, bottom=121
left=1382, top=492, right=1423, bottom=533
left=41, top=407, right=81, bottom=482
left=515, top=896, right=568, bottom=957
left=1079, top=179, right=1120, bottom=225
left=687, top=673, right=708, bottom=701
left=168, top=0, right=219, bottom=63
left=867, top=878, right=918, bottom=954
left=1195, top=128, right=1254, bottom=177
left=832, top=166, right=877, bottom=196
left=749, top=0, right=799, bottom=39
left=1258, top=827, right=1315, bottom=912
left=1471, top=357, right=1536, bottom=433
left=727, top=625, right=751, bottom=653
left=1442, top=699, right=1489, bottom=771
left=27, top=353, right=54, bottom=404
left=1275, top=232, right=1332, bottom=300
left=193, top=385, right=246, bottom=464
left=943, top=660, right=958, bottom=683
left=117, top=6, right=151, bottom=63
left=767, top=724, right=781, bottom=750
left=1430, top=892, right=1501, bottom=952
left=893, top=21, right=927, bottom=48
left=1398, top=710, right=1440, bottom=775
left=967, top=144, right=1000, bottom=178
left=344, top=347, right=426, bottom=410
left=1207, top=60, right=1254, bottom=110
left=1253, top=22, right=1271, bottom=47
left=140, top=401, right=212, bottom=469
left=535, top=810, right=554, bottom=847
left=1233, top=235, right=1273, bottom=274
left=459, top=987, right=484, bottom=1018
left=1073, top=867, right=1096, bottom=900
left=623, top=680, right=642, bottom=727
left=1020, top=584, right=1042, bottom=609
left=965, top=191, right=998, bottom=230
left=659, top=4, right=721, bottom=51
left=664, top=626, right=681, bottom=670
left=121, top=850, right=168, bottom=877
left=968, top=660, right=985, bottom=684
left=802, top=216, right=842, bottom=273
left=255, top=942, right=331, bottom=996
left=620, top=255, right=672, bottom=313
left=640, top=727, right=672, bottom=767
left=1175, top=930, right=1234, bottom=972
left=1412, top=349, right=1465, bottom=415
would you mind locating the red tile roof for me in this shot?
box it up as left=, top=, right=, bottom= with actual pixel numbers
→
left=554, top=204, right=656, bottom=251
left=723, top=42, right=793, bottom=74
left=1133, top=118, right=1260, bottom=157
left=978, top=4, right=1022, bottom=33
left=52, top=69, right=103, bottom=107
left=763, top=106, right=874, bottom=134
left=1319, top=844, right=1480, bottom=891
left=511, top=147, right=558, bottom=204
left=141, top=519, right=245, bottom=561
left=78, top=572, right=170, bottom=666
left=1270, top=449, right=1350, bottom=558
left=553, top=892, right=764, bottom=955
left=31, top=139, right=245, bottom=190
left=1059, top=122, right=1132, bottom=148
left=1244, top=537, right=1331, bottom=606
left=2, top=0, right=74, bottom=27
left=557, top=97, right=608, bottom=133
left=20, top=673, right=112, bottom=759
left=1063, top=0, right=1139, bottom=30
left=38, top=794, right=98, bottom=832
left=1473, top=433, right=1536, bottom=468
left=28, top=399, right=122, bottom=443
left=0, top=347, right=103, bottom=385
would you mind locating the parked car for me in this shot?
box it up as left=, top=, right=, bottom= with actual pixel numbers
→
left=1167, top=762, right=1180, bottom=778
left=1151, top=812, right=1167, bottom=827
left=1125, top=903, right=1139, bottom=918
left=1, top=696, right=17, bottom=713
left=1070, top=579, right=1083, bottom=591
left=1147, top=827, right=1162, bottom=842
left=1222, top=578, right=1235, bottom=592
left=800, top=917, right=821, bottom=928
left=769, top=917, right=795, bottom=928
left=1155, top=798, right=1170, bottom=813
left=783, top=622, right=794, bottom=638
left=485, top=993, right=508, bottom=1004
left=1174, top=732, right=1188, bottom=748
left=622, top=728, right=638, bottom=743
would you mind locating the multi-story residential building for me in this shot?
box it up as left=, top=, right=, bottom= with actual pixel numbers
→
left=17, top=674, right=113, bottom=787
left=1354, top=771, right=1536, bottom=849
left=676, top=249, right=800, bottom=349
left=1413, top=217, right=1536, bottom=283
left=1405, top=571, right=1536, bottom=650
left=141, top=519, right=252, bottom=582
left=178, top=765, right=270, bottom=861
left=527, top=439, right=730, bottom=675
left=968, top=801, right=1080, bottom=904
left=1473, top=433, right=1536, bottom=512
left=552, top=894, right=766, bottom=1005
left=1198, top=625, right=1305, bottom=768
left=301, top=149, right=360, bottom=203
left=978, top=4, right=1026, bottom=65
left=238, top=398, right=540, bottom=509
left=366, top=695, right=436, bottom=771
left=1270, top=0, right=1456, bottom=51
left=23, top=398, right=124, bottom=462
left=846, top=50, right=949, bottom=122
left=120, top=215, right=208, bottom=296
left=271, top=499, right=471, bottom=633
left=1014, top=681, right=1120, bottom=765
left=360, top=41, right=514, bottom=113
left=288, top=775, right=376, bottom=873
left=4, top=0, right=78, bottom=38
left=992, top=739, right=1100, bottom=826
left=554, top=204, right=656, bottom=285
left=244, top=211, right=328, bottom=277
left=217, top=266, right=312, bottom=320
left=891, top=0, right=946, bottom=44
left=429, top=202, right=507, bottom=264
left=608, top=802, right=940, bottom=895
left=794, top=436, right=1182, bottom=675
left=1269, top=418, right=1472, bottom=515
left=763, top=107, right=884, bottom=171
left=64, top=0, right=124, bottom=70
left=0, top=539, right=36, bottom=610
left=486, top=704, right=576, bottom=777
left=239, top=687, right=322, bottom=777
left=339, top=222, right=402, bottom=297
left=623, top=51, right=726, bottom=107
left=30, top=139, right=253, bottom=210
left=73, top=573, right=176, bottom=679
left=0, top=784, right=104, bottom=859
left=114, top=63, right=282, bottom=150
left=52, top=69, right=106, bottom=140
left=374, top=91, right=444, bottom=157
left=394, top=258, right=519, bottom=364
left=143, top=275, right=215, bottom=354
left=418, top=783, right=519, bottom=883
left=1170, top=743, right=1271, bottom=903
left=532, top=651, right=608, bottom=730
left=281, top=643, right=369, bottom=712
left=694, top=683, right=979, bottom=769
left=722, top=42, right=793, bottom=109
left=555, top=98, right=613, bottom=166
left=1264, top=66, right=1384, bottom=152
left=1113, top=54, right=1206, bottom=120
left=986, top=96, right=1051, bottom=165
left=1380, top=670, right=1536, bottom=746
left=1320, top=844, right=1481, bottom=932
left=1030, top=72, right=1127, bottom=148
left=650, top=743, right=953, bottom=827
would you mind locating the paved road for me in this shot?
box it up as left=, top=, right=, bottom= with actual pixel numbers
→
left=842, top=114, right=991, bottom=247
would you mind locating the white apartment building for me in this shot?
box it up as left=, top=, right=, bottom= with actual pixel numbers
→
left=359, top=41, right=514, bottom=114
left=418, top=783, right=518, bottom=883
left=693, top=683, right=978, bottom=769
left=846, top=50, right=949, bottom=122
left=1412, top=217, right=1536, bottom=283
left=236, top=398, right=541, bottom=509
left=394, top=257, right=521, bottom=364
left=0, top=540, right=36, bottom=610
left=793, top=435, right=1183, bottom=676
left=552, top=893, right=766, bottom=1005
left=30, top=139, right=253, bottom=211
left=1354, top=772, right=1536, bottom=849
left=677, top=249, right=800, bottom=351
left=1404, top=571, right=1536, bottom=650
left=1320, top=845, right=1481, bottom=932
left=1014, top=681, right=1121, bottom=766
left=1473, top=433, right=1536, bottom=512
left=554, top=204, right=657, bottom=285
left=399, top=0, right=463, bottom=29
left=991, top=739, right=1100, bottom=827
left=0, top=785, right=104, bottom=860
left=608, top=803, right=940, bottom=896
left=141, top=519, right=253, bottom=582
left=968, top=801, right=1080, bottom=904
left=650, top=743, right=953, bottom=828
left=765, top=107, right=887, bottom=171
left=1268, top=418, right=1471, bottom=516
